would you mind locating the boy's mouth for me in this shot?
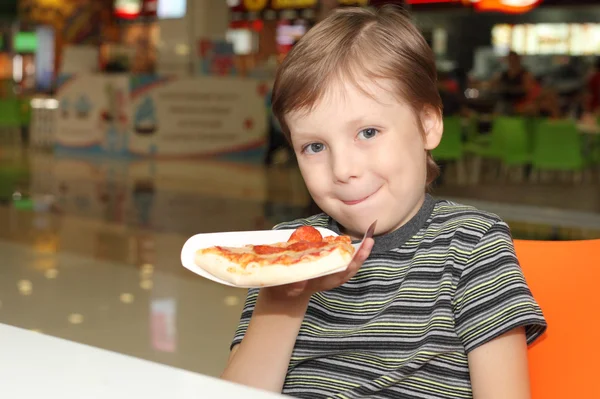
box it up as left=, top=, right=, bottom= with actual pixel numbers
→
left=341, top=187, right=380, bottom=206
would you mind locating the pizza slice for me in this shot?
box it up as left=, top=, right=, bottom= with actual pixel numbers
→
left=195, top=226, right=355, bottom=287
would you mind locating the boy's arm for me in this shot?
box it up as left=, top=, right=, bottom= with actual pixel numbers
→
left=468, top=327, right=531, bottom=399
left=454, top=221, right=546, bottom=399
left=221, top=289, right=310, bottom=393
left=221, top=238, right=374, bottom=393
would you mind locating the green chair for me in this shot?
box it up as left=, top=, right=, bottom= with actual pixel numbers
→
left=19, top=98, right=32, bottom=127
left=433, top=116, right=463, bottom=161
left=0, top=99, right=22, bottom=127
left=465, top=116, right=530, bottom=183
left=464, top=116, right=523, bottom=158
left=499, top=120, right=532, bottom=182
left=433, top=116, right=467, bottom=184
left=502, top=122, right=532, bottom=166
left=525, top=117, right=543, bottom=147
left=0, top=99, right=22, bottom=147
left=531, top=120, right=585, bottom=174
left=465, top=114, right=480, bottom=143
left=593, top=135, right=600, bottom=163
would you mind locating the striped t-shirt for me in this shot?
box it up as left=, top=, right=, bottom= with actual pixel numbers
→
left=232, top=195, right=547, bottom=399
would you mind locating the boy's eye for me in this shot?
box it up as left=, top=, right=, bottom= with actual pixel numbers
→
left=303, top=143, right=326, bottom=154
left=357, top=128, right=379, bottom=140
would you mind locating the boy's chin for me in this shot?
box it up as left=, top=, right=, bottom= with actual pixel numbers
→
left=334, top=215, right=376, bottom=239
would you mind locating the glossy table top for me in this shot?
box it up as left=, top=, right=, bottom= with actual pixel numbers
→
left=0, top=323, right=283, bottom=399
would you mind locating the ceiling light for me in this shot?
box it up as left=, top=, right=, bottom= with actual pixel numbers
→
left=45, top=269, right=59, bottom=279
left=120, top=293, right=134, bottom=304
left=224, top=296, right=240, bottom=307
left=140, top=279, right=153, bottom=290
left=68, top=313, right=84, bottom=324
left=18, top=280, right=32, bottom=296
left=140, top=264, right=154, bottom=278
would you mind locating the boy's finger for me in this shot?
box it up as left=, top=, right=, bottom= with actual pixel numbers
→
left=356, top=238, right=374, bottom=261
left=345, top=238, right=374, bottom=277
left=343, top=241, right=372, bottom=273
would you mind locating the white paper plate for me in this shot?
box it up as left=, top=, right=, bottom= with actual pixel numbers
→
left=181, top=228, right=359, bottom=288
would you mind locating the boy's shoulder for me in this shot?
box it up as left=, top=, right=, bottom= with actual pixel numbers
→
left=273, top=213, right=330, bottom=231
left=429, top=198, right=507, bottom=237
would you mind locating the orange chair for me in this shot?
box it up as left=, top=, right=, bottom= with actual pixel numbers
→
left=514, top=239, right=600, bottom=399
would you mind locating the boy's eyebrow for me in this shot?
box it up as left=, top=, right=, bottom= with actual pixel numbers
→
left=344, top=117, right=368, bottom=129
left=292, top=116, right=379, bottom=139
left=290, top=129, right=321, bottom=142
left=344, top=116, right=383, bottom=130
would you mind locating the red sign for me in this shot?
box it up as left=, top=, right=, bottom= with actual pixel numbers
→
left=405, top=0, right=459, bottom=3
left=114, top=0, right=157, bottom=19
left=114, top=0, right=142, bottom=19
left=474, top=0, right=542, bottom=14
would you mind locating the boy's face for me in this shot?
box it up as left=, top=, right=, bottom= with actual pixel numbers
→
left=287, top=79, right=442, bottom=238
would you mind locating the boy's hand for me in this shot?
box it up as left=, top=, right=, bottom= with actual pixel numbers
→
left=264, top=237, right=375, bottom=300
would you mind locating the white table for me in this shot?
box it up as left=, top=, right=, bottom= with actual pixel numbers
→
left=0, top=323, right=283, bottom=399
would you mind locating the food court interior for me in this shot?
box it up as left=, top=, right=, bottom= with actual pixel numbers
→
left=0, top=0, right=599, bottom=396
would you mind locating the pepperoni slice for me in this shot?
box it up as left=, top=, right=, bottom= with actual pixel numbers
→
left=288, top=226, right=323, bottom=243
left=287, top=241, right=326, bottom=252
left=253, top=245, right=286, bottom=255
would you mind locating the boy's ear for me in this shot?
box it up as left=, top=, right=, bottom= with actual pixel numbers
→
left=421, top=106, right=443, bottom=151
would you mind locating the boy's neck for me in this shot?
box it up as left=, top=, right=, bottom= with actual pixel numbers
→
left=331, top=193, right=435, bottom=252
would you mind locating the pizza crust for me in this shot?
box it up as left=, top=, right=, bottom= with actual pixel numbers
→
left=195, top=247, right=353, bottom=287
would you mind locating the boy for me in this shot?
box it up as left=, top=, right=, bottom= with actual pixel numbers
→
left=222, top=6, right=546, bottom=399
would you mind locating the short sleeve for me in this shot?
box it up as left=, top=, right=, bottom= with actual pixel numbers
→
left=453, top=221, right=547, bottom=354
left=230, top=288, right=259, bottom=350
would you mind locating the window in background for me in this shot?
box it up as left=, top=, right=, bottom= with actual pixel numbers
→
left=492, top=24, right=512, bottom=56
left=590, top=25, right=600, bottom=55
left=493, top=23, right=600, bottom=56
left=525, top=24, right=537, bottom=55
left=157, top=0, right=187, bottom=19
left=512, top=24, right=526, bottom=54
left=226, top=29, right=256, bottom=55
left=536, top=24, right=569, bottom=55
left=570, top=24, right=586, bottom=56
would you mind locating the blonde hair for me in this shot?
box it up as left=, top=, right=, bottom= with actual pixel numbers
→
left=272, top=6, right=442, bottom=185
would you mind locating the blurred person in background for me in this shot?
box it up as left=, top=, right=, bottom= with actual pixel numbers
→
left=264, top=87, right=292, bottom=166
left=493, top=51, right=536, bottom=115
left=438, top=71, right=469, bottom=118
left=523, top=86, right=562, bottom=119
left=586, top=58, right=600, bottom=115
left=264, top=45, right=298, bottom=167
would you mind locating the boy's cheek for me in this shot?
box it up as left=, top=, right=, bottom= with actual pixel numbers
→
left=303, top=175, right=328, bottom=195
left=302, top=172, right=330, bottom=198
left=299, top=162, right=324, bottom=180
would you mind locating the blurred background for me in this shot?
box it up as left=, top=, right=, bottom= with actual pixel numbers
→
left=0, top=0, right=599, bottom=380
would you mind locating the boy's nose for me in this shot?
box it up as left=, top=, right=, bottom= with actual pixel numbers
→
left=331, top=150, right=359, bottom=183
